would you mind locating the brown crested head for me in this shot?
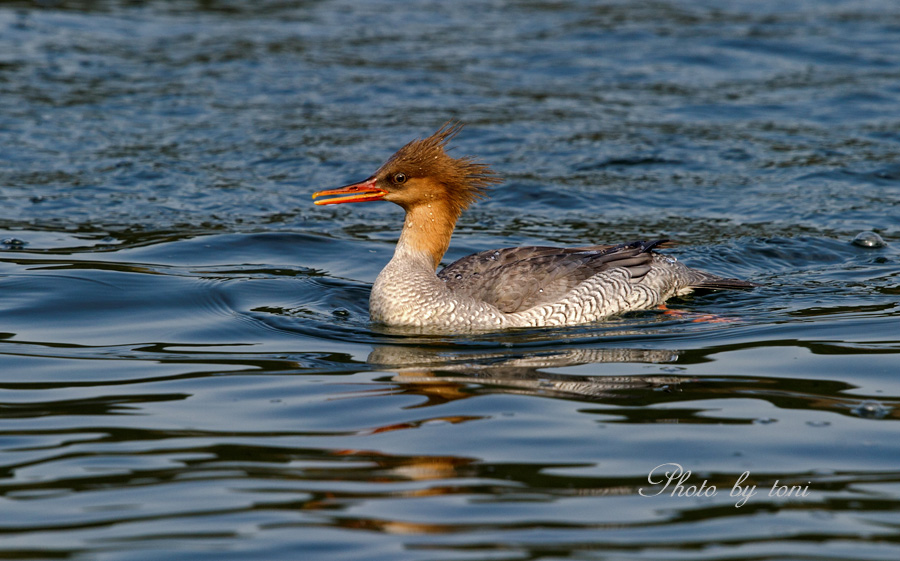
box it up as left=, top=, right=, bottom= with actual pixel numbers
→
left=313, top=122, right=502, bottom=219
left=372, top=121, right=501, bottom=216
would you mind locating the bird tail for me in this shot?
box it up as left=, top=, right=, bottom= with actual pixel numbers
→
left=687, top=272, right=759, bottom=291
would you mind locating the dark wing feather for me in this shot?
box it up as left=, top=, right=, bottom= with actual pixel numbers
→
left=439, top=241, right=666, bottom=313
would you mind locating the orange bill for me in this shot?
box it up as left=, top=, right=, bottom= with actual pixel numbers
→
left=312, top=177, right=387, bottom=205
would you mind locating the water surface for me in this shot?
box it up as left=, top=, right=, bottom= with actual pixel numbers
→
left=2, top=1, right=900, bottom=560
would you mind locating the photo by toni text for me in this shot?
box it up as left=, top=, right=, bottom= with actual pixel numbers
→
left=639, top=463, right=810, bottom=508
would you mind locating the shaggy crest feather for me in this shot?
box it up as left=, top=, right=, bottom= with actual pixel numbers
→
left=376, top=121, right=501, bottom=218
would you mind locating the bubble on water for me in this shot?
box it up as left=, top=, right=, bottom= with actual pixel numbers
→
left=850, top=400, right=891, bottom=419
left=2, top=238, right=27, bottom=249
left=852, top=231, right=886, bottom=248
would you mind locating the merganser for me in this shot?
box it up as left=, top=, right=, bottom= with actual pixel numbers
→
left=313, top=123, right=755, bottom=331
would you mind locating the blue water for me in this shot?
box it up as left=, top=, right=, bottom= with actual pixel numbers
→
left=2, top=1, right=900, bottom=560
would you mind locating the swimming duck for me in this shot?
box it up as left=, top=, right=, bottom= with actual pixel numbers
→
left=313, top=123, right=755, bottom=331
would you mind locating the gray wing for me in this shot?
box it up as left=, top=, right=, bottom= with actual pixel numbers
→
left=438, top=241, right=666, bottom=313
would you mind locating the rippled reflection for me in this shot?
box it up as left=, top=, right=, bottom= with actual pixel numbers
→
left=369, top=345, right=683, bottom=401
left=2, top=0, right=900, bottom=559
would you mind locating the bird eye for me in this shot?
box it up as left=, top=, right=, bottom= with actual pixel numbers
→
left=392, top=172, right=407, bottom=185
